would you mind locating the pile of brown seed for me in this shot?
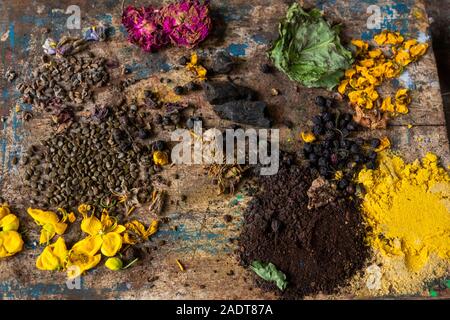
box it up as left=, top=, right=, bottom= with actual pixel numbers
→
left=16, top=53, right=109, bottom=107
left=21, top=103, right=163, bottom=210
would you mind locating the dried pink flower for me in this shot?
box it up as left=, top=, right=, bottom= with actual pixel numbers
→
left=122, top=6, right=168, bottom=52
left=160, top=0, right=212, bottom=48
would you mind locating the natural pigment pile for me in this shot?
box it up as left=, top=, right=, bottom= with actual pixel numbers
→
left=238, top=156, right=369, bottom=299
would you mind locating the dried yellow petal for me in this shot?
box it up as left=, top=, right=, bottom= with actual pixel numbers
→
left=375, top=137, right=391, bottom=152
left=410, top=43, right=428, bottom=58
left=300, top=132, right=316, bottom=143
left=0, top=204, right=11, bottom=220
left=351, top=39, right=369, bottom=51
left=0, top=214, right=19, bottom=231
left=381, top=96, right=395, bottom=113
left=153, top=151, right=169, bottom=166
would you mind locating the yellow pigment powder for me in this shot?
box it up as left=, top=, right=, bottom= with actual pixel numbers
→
left=357, top=152, right=450, bottom=272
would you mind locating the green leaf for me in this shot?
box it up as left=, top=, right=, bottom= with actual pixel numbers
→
left=250, top=260, right=288, bottom=291
left=269, top=4, right=353, bottom=90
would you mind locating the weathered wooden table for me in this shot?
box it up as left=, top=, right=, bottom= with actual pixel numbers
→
left=0, top=0, right=448, bottom=299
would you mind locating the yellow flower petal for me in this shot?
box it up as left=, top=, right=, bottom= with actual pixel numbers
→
left=301, top=132, right=316, bottom=143
left=386, top=32, right=404, bottom=45
left=81, top=215, right=102, bottom=236
left=0, top=204, right=11, bottom=220
left=0, top=214, right=20, bottom=231
left=375, top=137, right=391, bottom=152
left=123, top=232, right=137, bottom=245
left=101, top=232, right=122, bottom=257
left=381, top=96, right=395, bottom=113
left=39, top=225, right=56, bottom=245
left=395, top=103, right=409, bottom=114
left=410, top=43, right=428, bottom=58
left=368, top=49, right=383, bottom=59
left=153, top=151, right=169, bottom=166
left=359, top=59, right=375, bottom=68
left=338, top=80, right=349, bottom=95
left=72, top=236, right=102, bottom=256
left=345, top=69, right=356, bottom=78
left=53, top=237, right=69, bottom=262
left=113, top=224, right=126, bottom=234
left=395, top=50, right=411, bottom=66
left=351, top=39, right=369, bottom=51
left=36, top=237, right=67, bottom=270
left=77, top=204, right=92, bottom=218
left=36, top=246, right=60, bottom=270
left=68, top=213, right=76, bottom=223
left=67, top=252, right=101, bottom=278
left=145, top=220, right=159, bottom=238
left=190, top=53, right=198, bottom=65
left=404, top=39, right=418, bottom=50
left=0, top=230, right=24, bottom=257
left=27, top=208, right=59, bottom=226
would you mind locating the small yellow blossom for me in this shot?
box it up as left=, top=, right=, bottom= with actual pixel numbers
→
left=409, top=43, right=428, bottom=58
left=334, top=171, right=344, bottom=180
left=381, top=96, right=395, bottom=113
left=395, top=49, right=411, bottom=66
left=351, top=39, right=369, bottom=52
left=300, top=132, right=316, bottom=143
left=153, top=151, right=169, bottom=166
left=186, top=53, right=207, bottom=81
left=375, top=137, right=391, bottom=152
left=338, top=79, right=349, bottom=95
left=78, top=209, right=126, bottom=257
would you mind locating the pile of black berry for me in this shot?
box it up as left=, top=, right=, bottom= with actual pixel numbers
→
left=302, top=96, right=381, bottom=195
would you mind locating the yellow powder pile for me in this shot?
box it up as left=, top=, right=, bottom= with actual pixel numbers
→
left=357, top=152, right=450, bottom=272
left=341, top=152, right=450, bottom=296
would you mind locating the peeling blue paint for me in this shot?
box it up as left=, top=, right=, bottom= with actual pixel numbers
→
left=9, top=22, right=15, bottom=48
left=227, top=43, right=248, bottom=57
left=398, top=71, right=416, bottom=90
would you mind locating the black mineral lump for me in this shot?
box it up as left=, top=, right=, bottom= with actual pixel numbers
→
left=202, top=81, right=256, bottom=105
left=211, top=51, right=234, bottom=74
left=212, top=100, right=271, bottom=128
left=315, top=96, right=326, bottom=107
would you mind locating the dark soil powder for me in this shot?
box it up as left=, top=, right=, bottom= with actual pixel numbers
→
left=238, top=160, right=369, bottom=299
